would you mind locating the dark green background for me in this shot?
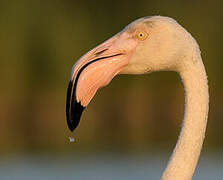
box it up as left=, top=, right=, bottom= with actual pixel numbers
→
left=0, top=0, right=222, bottom=155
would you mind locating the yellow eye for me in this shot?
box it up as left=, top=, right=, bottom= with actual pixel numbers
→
left=136, top=31, right=148, bottom=41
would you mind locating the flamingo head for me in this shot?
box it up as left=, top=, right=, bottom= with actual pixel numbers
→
left=66, top=16, right=194, bottom=131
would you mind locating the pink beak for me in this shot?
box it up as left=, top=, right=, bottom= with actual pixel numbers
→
left=66, top=32, right=137, bottom=131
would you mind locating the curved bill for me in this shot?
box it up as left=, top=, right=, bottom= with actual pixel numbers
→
left=66, top=32, right=137, bottom=132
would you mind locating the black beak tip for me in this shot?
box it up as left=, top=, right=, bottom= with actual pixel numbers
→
left=66, top=100, right=85, bottom=132
left=66, top=80, right=85, bottom=132
left=67, top=119, right=76, bottom=132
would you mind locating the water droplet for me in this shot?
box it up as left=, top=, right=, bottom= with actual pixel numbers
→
left=69, top=137, right=75, bottom=142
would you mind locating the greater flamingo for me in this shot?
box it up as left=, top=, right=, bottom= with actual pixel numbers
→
left=66, top=16, right=209, bottom=180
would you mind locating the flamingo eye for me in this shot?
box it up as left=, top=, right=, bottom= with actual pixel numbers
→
left=136, top=31, right=148, bottom=41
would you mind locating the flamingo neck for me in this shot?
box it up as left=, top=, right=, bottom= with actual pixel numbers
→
left=161, top=54, right=209, bottom=180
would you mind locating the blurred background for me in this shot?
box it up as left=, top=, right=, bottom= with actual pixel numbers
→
left=0, top=0, right=222, bottom=179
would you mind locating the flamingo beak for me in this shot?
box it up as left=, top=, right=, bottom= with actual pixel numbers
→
left=66, top=33, right=136, bottom=132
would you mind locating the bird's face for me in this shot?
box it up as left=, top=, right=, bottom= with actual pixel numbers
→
left=66, top=17, right=186, bottom=131
left=121, top=17, right=185, bottom=74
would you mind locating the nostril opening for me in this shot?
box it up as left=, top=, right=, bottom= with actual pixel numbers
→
left=95, top=48, right=108, bottom=56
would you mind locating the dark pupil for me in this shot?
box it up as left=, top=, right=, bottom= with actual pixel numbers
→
left=140, top=33, right=143, bottom=37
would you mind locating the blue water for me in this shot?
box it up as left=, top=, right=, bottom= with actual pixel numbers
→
left=0, top=153, right=222, bottom=180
